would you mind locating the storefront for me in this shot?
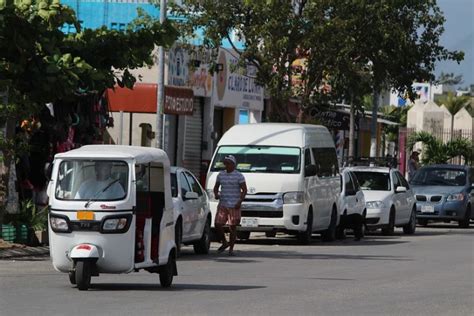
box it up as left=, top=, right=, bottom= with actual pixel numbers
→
left=210, top=48, right=264, bottom=152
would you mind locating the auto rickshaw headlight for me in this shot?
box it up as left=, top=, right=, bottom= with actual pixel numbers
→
left=102, top=218, right=128, bottom=231
left=50, top=216, right=70, bottom=232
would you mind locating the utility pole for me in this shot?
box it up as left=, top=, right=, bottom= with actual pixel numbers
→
left=155, top=0, right=167, bottom=149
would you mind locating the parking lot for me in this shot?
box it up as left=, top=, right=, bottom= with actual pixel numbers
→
left=0, top=224, right=472, bottom=316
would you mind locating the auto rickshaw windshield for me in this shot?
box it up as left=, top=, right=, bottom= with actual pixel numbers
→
left=55, top=160, right=129, bottom=201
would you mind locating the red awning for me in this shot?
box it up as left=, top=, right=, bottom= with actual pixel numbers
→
left=107, top=83, right=158, bottom=113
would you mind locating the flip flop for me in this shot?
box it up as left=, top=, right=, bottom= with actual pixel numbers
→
left=217, top=243, right=229, bottom=253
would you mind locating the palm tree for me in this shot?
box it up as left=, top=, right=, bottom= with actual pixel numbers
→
left=439, top=92, right=471, bottom=139
left=407, top=131, right=473, bottom=165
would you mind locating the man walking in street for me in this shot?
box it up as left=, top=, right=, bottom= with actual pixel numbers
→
left=213, top=155, right=247, bottom=256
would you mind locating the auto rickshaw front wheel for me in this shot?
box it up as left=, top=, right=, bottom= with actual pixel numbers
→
left=75, top=260, right=92, bottom=291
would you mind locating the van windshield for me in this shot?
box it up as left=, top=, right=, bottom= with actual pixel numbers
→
left=55, top=160, right=128, bottom=201
left=210, top=146, right=301, bottom=174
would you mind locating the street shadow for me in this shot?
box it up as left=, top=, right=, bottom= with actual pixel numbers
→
left=177, top=251, right=260, bottom=263
left=89, top=283, right=266, bottom=292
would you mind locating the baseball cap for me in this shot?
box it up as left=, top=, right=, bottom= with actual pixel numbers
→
left=224, top=155, right=237, bottom=165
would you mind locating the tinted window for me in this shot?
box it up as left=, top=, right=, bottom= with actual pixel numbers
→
left=171, top=173, right=178, bottom=197
left=304, top=148, right=312, bottom=166
left=392, top=172, right=401, bottom=190
left=312, top=147, right=339, bottom=177
left=353, top=171, right=391, bottom=191
left=179, top=172, right=192, bottom=197
left=344, top=172, right=354, bottom=192
left=185, top=172, right=203, bottom=196
left=397, top=172, right=410, bottom=189
left=350, top=172, right=361, bottom=191
left=411, top=168, right=466, bottom=186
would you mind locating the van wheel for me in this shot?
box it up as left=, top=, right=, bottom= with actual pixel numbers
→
left=297, top=210, right=313, bottom=245
left=237, top=231, right=250, bottom=240
left=403, top=207, right=417, bottom=234
left=458, top=205, right=471, bottom=228
left=159, top=251, right=176, bottom=288
left=265, top=231, right=276, bottom=238
left=382, top=208, right=395, bottom=236
left=75, top=260, right=92, bottom=291
left=193, top=220, right=211, bottom=254
left=321, top=208, right=337, bottom=242
left=175, top=219, right=182, bottom=256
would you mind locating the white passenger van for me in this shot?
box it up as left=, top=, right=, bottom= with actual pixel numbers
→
left=206, top=123, right=341, bottom=244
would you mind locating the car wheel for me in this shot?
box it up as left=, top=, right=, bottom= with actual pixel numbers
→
left=75, top=260, right=92, bottom=291
left=403, top=207, right=416, bottom=234
left=297, top=210, right=313, bottom=245
left=321, top=208, right=337, bottom=242
left=417, top=219, right=429, bottom=226
left=159, top=251, right=176, bottom=288
left=458, top=205, right=471, bottom=228
left=175, top=219, right=182, bottom=256
left=381, top=208, right=395, bottom=236
left=237, top=231, right=251, bottom=240
left=336, top=226, right=346, bottom=240
left=193, top=220, right=211, bottom=254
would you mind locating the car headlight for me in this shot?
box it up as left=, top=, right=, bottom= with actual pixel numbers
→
left=206, top=189, right=217, bottom=202
left=50, top=216, right=70, bottom=233
left=283, top=192, right=304, bottom=204
left=447, top=193, right=464, bottom=201
left=366, top=201, right=385, bottom=209
left=102, top=218, right=128, bottom=231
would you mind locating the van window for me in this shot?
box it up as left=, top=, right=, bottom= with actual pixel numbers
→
left=210, top=146, right=301, bottom=174
left=311, top=148, right=339, bottom=177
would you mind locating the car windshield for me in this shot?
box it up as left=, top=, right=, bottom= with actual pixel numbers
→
left=210, top=146, right=301, bottom=174
left=353, top=171, right=391, bottom=191
left=410, top=168, right=466, bottom=186
left=55, top=160, right=128, bottom=201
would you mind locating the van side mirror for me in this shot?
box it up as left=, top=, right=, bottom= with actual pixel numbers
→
left=395, top=186, right=407, bottom=193
left=184, top=191, right=199, bottom=200
left=305, top=164, right=318, bottom=177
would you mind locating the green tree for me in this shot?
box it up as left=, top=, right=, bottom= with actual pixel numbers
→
left=437, top=72, right=463, bottom=86
left=438, top=92, right=471, bottom=139
left=407, top=131, right=473, bottom=165
left=0, top=0, right=177, bottom=229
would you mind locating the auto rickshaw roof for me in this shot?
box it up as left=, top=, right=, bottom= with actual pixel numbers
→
left=54, top=145, right=170, bottom=166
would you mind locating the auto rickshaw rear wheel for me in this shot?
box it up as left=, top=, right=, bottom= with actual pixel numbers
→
left=76, top=260, right=92, bottom=291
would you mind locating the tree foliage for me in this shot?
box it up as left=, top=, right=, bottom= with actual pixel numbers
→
left=175, top=0, right=463, bottom=121
left=407, top=131, right=474, bottom=165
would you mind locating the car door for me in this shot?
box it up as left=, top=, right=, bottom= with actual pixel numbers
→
left=469, top=168, right=474, bottom=209
left=184, top=171, right=206, bottom=239
left=393, top=171, right=410, bottom=224
left=398, top=172, right=415, bottom=220
left=178, top=171, right=194, bottom=240
left=343, top=171, right=357, bottom=215
left=350, top=172, right=365, bottom=215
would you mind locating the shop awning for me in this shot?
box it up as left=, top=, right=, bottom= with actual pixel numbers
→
left=106, top=84, right=194, bottom=115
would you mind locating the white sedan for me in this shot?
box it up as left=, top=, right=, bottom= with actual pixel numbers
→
left=338, top=169, right=366, bottom=240
left=171, top=167, right=211, bottom=254
left=348, top=166, right=417, bottom=235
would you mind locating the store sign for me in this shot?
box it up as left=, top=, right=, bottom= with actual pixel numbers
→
left=213, top=49, right=264, bottom=111
left=167, top=46, right=213, bottom=97
left=164, top=86, right=194, bottom=115
left=309, top=108, right=357, bottom=131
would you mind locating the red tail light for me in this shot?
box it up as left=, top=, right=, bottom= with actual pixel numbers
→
left=77, top=244, right=91, bottom=251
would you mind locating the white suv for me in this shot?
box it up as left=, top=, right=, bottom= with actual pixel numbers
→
left=348, top=167, right=416, bottom=235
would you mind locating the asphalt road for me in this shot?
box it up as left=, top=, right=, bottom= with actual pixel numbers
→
left=0, top=224, right=473, bottom=316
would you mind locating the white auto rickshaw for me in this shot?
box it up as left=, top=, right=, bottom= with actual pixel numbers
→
left=47, top=145, right=177, bottom=290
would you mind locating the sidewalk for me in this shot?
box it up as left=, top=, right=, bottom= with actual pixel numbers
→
left=0, top=244, right=50, bottom=260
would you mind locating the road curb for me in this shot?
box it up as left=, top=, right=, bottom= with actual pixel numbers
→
left=0, top=246, right=50, bottom=259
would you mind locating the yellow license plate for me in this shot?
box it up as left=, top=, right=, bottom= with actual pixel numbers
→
left=77, top=211, right=94, bottom=221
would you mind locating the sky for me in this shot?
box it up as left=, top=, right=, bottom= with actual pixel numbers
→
left=436, top=0, right=474, bottom=86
